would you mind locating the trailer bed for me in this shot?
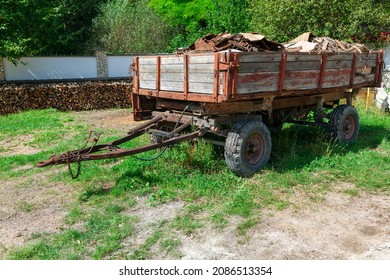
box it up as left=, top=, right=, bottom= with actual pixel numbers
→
left=132, top=51, right=383, bottom=113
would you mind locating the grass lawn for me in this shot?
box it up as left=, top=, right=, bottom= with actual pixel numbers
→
left=0, top=101, right=389, bottom=259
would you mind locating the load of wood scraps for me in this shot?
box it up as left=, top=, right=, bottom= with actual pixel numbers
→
left=284, top=32, right=370, bottom=53
left=176, top=32, right=283, bottom=54
left=177, top=32, right=371, bottom=54
left=0, top=80, right=132, bottom=115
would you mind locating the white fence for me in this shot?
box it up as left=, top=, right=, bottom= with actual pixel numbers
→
left=1, top=55, right=133, bottom=81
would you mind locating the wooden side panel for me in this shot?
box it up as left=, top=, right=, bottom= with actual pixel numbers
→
left=236, top=72, right=279, bottom=94
left=139, top=57, right=157, bottom=89
left=138, top=54, right=219, bottom=95
left=322, top=69, right=351, bottom=88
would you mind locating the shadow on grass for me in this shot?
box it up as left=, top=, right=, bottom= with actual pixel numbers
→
left=269, top=123, right=389, bottom=173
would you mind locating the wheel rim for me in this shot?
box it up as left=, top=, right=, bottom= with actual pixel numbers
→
left=244, top=133, right=264, bottom=165
left=343, top=115, right=355, bottom=139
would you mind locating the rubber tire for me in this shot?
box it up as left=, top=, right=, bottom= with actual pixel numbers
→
left=329, top=105, right=359, bottom=144
left=224, top=119, right=272, bottom=177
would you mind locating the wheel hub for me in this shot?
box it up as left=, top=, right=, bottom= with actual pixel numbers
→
left=343, top=115, right=355, bottom=140
left=244, top=133, right=264, bottom=165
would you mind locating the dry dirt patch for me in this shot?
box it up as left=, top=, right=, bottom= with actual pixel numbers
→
left=177, top=189, right=390, bottom=260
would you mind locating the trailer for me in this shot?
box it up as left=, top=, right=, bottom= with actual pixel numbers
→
left=38, top=50, right=384, bottom=177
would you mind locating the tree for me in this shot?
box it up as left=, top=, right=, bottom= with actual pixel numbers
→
left=0, top=0, right=106, bottom=60
left=90, top=0, right=174, bottom=54
left=148, top=0, right=250, bottom=50
left=249, top=0, right=390, bottom=46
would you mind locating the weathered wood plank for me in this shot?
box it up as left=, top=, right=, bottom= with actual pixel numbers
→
left=161, top=72, right=184, bottom=82
left=238, top=52, right=282, bottom=63
left=161, top=81, right=183, bottom=92
left=139, top=57, right=157, bottom=65
left=286, top=54, right=322, bottom=62
left=356, top=59, right=377, bottom=68
left=139, top=64, right=160, bottom=73
left=139, top=72, right=156, bottom=81
left=160, top=64, right=184, bottom=74
left=237, top=83, right=278, bottom=94
left=354, top=74, right=375, bottom=85
left=357, top=53, right=377, bottom=60
left=140, top=80, right=157, bottom=89
left=286, top=61, right=321, bottom=71
left=188, top=63, right=215, bottom=73
left=161, top=56, right=184, bottom=65
left=325, top=60, right=353, bottom=69
left=322, top=69, right=351, bottom=88
left=284, top=78, right=318, bottom=90
left=285, top=70, right=320, bottom=79
left=239, top=63, right=280, bottom=73
left=237, top=72, right=279, bottom=94
left=238, top=72, right=279, bottom=83
left=188, top=73, right=215, bottom=83
left=189, top=82, right=214, bottom=94
left=189, top=55, right=215, bottom=64
left=326, top=53, right=354, bottom=61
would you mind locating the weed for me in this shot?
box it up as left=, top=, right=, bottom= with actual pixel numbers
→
left=16, top=201, right=36, bottom=213
left=171, top=214, right=203, bottom=235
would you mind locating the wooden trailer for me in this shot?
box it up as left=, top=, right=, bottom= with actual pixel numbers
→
left=37, top=50, right=384, bottom=178
left=130, top=50, right=384, bottom=176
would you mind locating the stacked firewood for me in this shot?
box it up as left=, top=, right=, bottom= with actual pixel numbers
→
left=0, top=80, right=132, bottom=115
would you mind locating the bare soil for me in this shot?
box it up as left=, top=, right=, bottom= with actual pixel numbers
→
left=1, top=109, right=389, bottom=260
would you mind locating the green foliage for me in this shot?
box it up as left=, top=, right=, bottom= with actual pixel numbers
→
left=0, top=0, right=107, bottom=59
left=148, top=0, right=250, bottom=50
left=249, top=0, right=390, bottom=45
left=91, top=0, right=174, bottom=54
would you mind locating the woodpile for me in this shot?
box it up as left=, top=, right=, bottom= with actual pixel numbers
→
left=0, top=80, right=132, bottom=115
left=176, top=32, right=283, bottom=54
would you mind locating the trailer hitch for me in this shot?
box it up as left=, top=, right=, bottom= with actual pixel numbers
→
left=37, top=115, right=207, bottom=178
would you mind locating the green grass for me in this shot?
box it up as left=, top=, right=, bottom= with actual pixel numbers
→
left=1, top=102, right=389, bottom=259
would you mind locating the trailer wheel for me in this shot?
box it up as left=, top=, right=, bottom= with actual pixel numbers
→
left=329, top=105, right=359, bottom=144
left=224, top=119, right=271, bottom=177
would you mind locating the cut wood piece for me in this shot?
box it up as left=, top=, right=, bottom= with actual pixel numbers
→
left=189, top=82, right=214, bottom=94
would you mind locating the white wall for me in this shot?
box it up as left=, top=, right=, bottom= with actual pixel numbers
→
left=4, top=57, right=98, bottom=81
left=107, top=56, right=133, bottom=78
left=2, top=55, right=134, bottom=81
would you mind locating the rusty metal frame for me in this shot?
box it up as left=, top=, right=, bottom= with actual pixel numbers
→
left=317, top=54, right=328, bottom=91
left=278, top=53, right=287, bottom=95
left=184, top=55, right=189, bottom=100
left=350, top=52, right=358, bottom=86
left=37, top=115, right=207, bottom=168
